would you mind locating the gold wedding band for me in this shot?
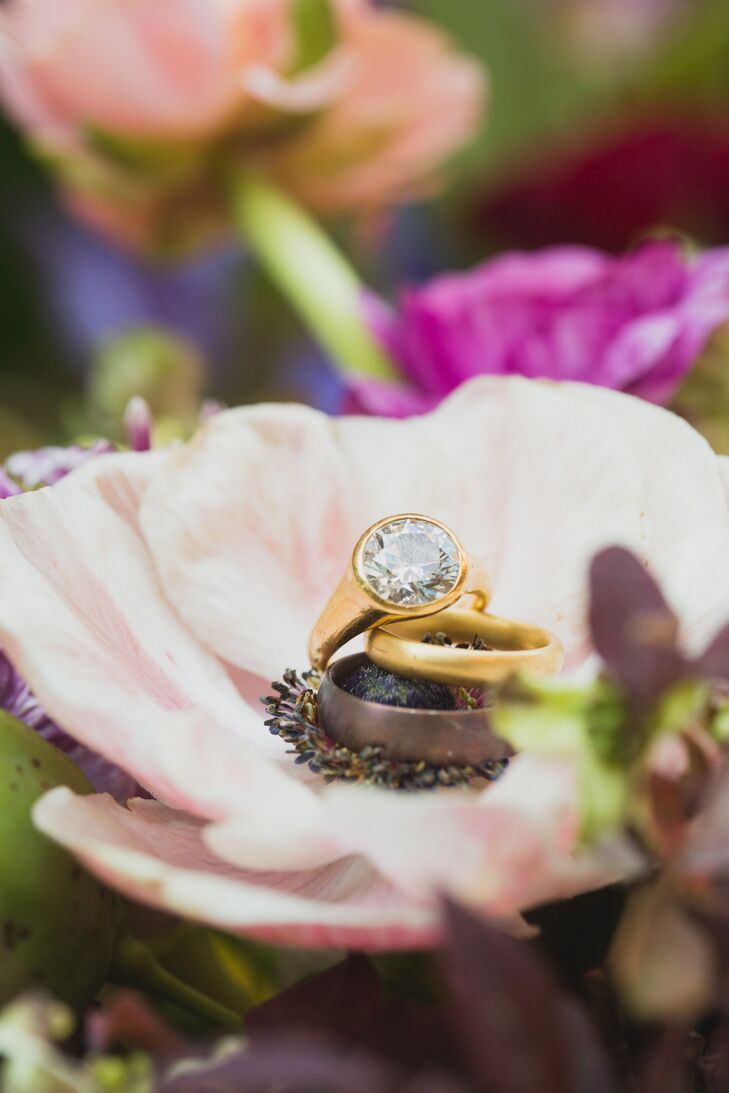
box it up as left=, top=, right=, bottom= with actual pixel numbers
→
left=308, top=514, right=491, bottom=671
left=365, top=606, right=564, bottom=687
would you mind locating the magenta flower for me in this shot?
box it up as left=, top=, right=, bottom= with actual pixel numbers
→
left=356, top=241, right=729, bottom=416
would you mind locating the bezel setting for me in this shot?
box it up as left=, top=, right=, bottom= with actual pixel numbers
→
left=352, top=513, right=467, bottom=615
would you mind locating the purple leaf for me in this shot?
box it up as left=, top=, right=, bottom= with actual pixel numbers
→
left=160, top=1034, right=471, bottom=1093
left=441, top=900, right=615, bottom=1093
left=589, top=548, right=685, bottom=706
left=695, top=623, right=729, bottom=682
left=636, top=1030, right=691, bottom=1093
left=160, top=1035, right=399, bottom=1093
left=247, top=954, right=461, bottom=1076
left=527, top=884, right=627, bottom=986
left=246, top=957, right=381, bottom=1044
left=703, top=1020, right=729, bottom=1093
left=683, top=768, right=729, bottom=885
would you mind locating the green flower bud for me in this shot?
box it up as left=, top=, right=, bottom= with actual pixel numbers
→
left=0, top=712, right=119, bottom=1008
left=90, top=328, right=204, bottom=445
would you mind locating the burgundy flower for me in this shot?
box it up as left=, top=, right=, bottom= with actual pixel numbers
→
left=354, top=241, right=729, bottom=416
left=475, top=116, right=729, bottom=254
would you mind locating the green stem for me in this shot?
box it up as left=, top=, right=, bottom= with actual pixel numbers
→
left=110, top=935, right=241, bottom=1030
left=232, top=170, right=398, bottom=381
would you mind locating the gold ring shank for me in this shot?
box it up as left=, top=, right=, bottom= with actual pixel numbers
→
left=365, top=607, right=563, bottom=687
left=308, top=567, right=395, bottom=671
left=308, top=516, right=491, bottom=671
left=461, top=558, right=491, bottom=612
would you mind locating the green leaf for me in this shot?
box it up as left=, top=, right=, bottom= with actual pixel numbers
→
left=0, top=712, right=119, bottom=1008
left=651, top=680, right=708, bottom=741
left=110, top=935, right=241, bottom=1031
left=496, top=673, right=714, bottom=844
left=90, top=327, right=204, bottom=443
left=290, top=0, right=338, bottom=74
left=640, top=0, right=729, bottom=103
left=412, top=0, right=599, bottom=182
left=494, top=677, right=628, bottom=840
left=712, top=698, right=729, bottom=744
left=83, top=126, right=203, bottom=181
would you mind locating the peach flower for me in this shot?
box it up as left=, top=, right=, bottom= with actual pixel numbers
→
left=0, top=0, right=484, bottom=249
left=0, top=378, right=727, bottom=949
left=255, top=7, right=485, bottom=213
left=0, top=0, right=295, bottom=141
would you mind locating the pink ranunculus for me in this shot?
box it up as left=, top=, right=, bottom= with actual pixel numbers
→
left=255, top=7, right=485, bottom=213
left=0, top=0, right=293, bottom=142
left=355, top=241, right=729, bottom=417
left=0, top=0, right=484, bottom=250
left=0, top=378, right=727, bottom=949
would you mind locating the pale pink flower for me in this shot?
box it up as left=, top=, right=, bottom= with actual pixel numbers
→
left=0, top=378, right=727, bottom=949
left=0, top=0, right=484, bottom=250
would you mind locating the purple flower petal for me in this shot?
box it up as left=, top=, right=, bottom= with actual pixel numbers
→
left=123, top=397, right=154, bottom=453
left=5, top=441, right=116, bottom=489
left=361, top=241, right=729, bottom=415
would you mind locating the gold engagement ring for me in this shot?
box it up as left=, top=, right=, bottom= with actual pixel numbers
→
left=308, top=514, right=491, bottom=671
left=309, top=513, right=563, bottom=687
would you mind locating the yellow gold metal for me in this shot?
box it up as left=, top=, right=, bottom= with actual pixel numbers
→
left=308, top=514, right=491, bottom=670
left=365, top=607, right=564, bottom=687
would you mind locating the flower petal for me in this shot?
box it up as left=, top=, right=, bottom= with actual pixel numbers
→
left=12, top=0, right=232, bottom=138
left=207, top=755, right=620, bottom=918
left=139, top=378, right=729, bottom=679
left=34, top=790, right=439, bottom=951
left=243, top=50, right=354, bottom=115
left=718, top=455, right=729, bottom=509
left=370, top=241, right=729, bottom=406
left=257, top=7, right=484, bottom=212
left=139, top=403, right=356, bottom=678
left=0, top=466, right=306, bottom=812
left=659, top=528, right=729, bottom=654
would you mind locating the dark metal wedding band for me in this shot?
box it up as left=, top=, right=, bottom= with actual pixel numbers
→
left=317, top=654, right=514, bottom=766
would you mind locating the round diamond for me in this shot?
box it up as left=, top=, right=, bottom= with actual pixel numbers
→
left=360, top=518, right=461, bottom=607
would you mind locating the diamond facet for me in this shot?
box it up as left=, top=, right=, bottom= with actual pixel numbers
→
left=359, top=518, right=461, bottom=607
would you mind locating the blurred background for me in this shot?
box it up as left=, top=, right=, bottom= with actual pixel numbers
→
left=1, top=0, right=727, bottom=452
